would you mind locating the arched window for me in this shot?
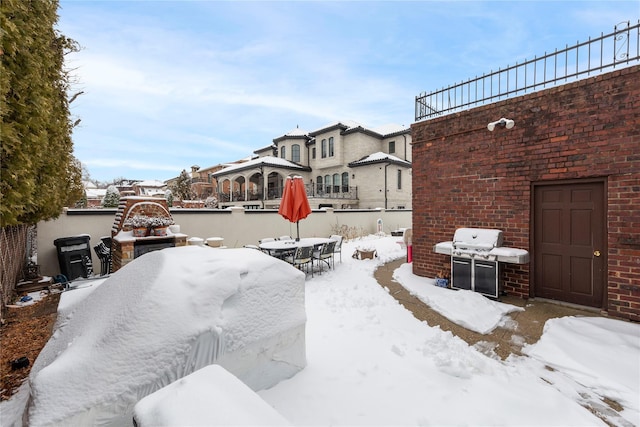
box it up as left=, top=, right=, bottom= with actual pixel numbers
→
left=324, top=174, right=331, bottom=193
left=292, top=144, right=300, bottom=162
left=333, top=173, right=340, bottom=193
left=321, top=139, right=327, bottom=158
left=341, top=172, right=349, bottom=192
left=280, top=146, right=286, bottom=159
left=329, top=137, right=334, bottom=157
left=317, top=176, right=323, bottom=194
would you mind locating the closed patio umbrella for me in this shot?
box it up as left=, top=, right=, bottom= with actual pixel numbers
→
left=278, top=176, right=312, bottom=241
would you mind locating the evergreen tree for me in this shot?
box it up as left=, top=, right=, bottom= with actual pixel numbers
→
left=101, top=185, right=120, bottom=208
left=164, top=189, right=174, bottom=207
left=171, top=170, right=193, bottom=201
left=0, top=0, right=82, bottom=226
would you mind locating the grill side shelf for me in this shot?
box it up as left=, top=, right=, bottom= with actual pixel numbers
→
left=433, top=241, right=453, bottom=256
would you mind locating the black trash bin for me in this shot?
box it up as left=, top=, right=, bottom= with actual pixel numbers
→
left=54, top=235, right=93, bottom=280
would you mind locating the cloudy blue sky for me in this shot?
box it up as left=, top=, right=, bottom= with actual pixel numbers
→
left=57, top=1, right=639, bottom=182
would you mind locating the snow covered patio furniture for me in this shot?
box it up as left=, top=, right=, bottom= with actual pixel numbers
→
left=92, top=240, right=111, bottom=275
left=330, top=234, right=343, bottom=263
left=313, top=240, right=336, bottom=273
left=285, top=245, right=315, bottom=277
left=26, top=246, right=307, bottom=426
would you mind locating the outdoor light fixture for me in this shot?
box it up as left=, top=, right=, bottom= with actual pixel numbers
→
left=487, top=118, right=515, bottom=131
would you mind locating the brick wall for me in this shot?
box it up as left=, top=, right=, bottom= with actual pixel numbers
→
left=111, top=197, right=172, bottom=235
left=411, top=65, right=640, bottom=321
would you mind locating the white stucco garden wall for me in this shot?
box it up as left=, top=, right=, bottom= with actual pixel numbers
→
left=37, top=207, right=412, bottom=278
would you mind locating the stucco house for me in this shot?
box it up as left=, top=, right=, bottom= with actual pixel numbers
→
left=411, top=22, right=639, bottom=321
left=212, top=121, right=412, bottom=210
left=133, top=180, right=167, bottom=197
left=83, top=181, right=106, bottom=208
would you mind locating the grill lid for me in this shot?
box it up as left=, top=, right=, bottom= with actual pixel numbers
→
left=452, top=228, right=503, bottom=250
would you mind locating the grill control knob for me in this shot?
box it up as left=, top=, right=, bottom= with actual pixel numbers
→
left=594, top=250, right=601, bottom=257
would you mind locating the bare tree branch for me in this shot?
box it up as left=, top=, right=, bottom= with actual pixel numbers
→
left=69, top=90, right=84, bottom=104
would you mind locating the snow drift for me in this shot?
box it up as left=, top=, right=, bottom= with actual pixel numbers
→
left=133, top=364, right=292, bottom=426
left=26, top=246, right=307, bottom=426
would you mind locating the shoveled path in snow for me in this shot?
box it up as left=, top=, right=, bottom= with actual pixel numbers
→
left=374, top=258, right=603, bottom=360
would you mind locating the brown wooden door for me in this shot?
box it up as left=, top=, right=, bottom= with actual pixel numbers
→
left=533, top=181, right=606, bottom=308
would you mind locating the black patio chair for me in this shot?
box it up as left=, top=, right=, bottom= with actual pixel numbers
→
left=93, top=241, right=112, bottom=276
left=313, top=240, right=336, bottom=274
left=285, top=245, right=314, bottom=277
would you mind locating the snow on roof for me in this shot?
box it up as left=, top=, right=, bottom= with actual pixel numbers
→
left=85, top=188, right=107, bottom=199
left=213, top=156, right=308, bottom=176
left=309, top=121, right=408, bottom=138
left=135, top=180, right=166, bottom=187
left=254, top=144, right=275, bottom=153
left=310, top=120, right=362, bottom=134
left=371, top=123, right=408, bottom=136
left=283, top=126, right=308, bottom=137
left=83, top=181, right=97, bottom=189
left=349, top=151, right=412, bottom=167
left=273, top=126, right=310, bottom=143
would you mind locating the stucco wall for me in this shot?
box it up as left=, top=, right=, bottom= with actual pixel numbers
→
left=410, top=65, right=640, bottom=321
left=353, top=165, right=412, bottom=210
left=37, top=208, right=411, bottom=278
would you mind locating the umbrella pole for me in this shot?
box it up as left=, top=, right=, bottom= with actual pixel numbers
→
left=296, top=221, right=300, bottom=241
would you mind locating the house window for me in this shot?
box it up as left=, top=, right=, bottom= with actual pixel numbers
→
left=341, top=172, right=349, bottom=192
left=321, top=139, right=327, bottom=158
left=280, top=146, right=286, bottom=159
left=389, top=140, right=395, bottom=154
left=397, top=169, right=402, bottom=190
left=292, top=144, right=300, bottom=162
left=329, top=137, right=334, bottom=157
left=333, top=173, right=340, bottom=193
left=317, top=176, right=323, bottom=193
left=324, top=174, right=331, bottom=193
left=312, top=147, right=316, bottom=159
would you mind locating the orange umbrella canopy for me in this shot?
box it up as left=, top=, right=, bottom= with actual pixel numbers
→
left=279, top=176, right=312, bottom=230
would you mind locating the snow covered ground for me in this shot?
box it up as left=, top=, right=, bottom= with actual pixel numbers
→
left=2, top=234, right=638, bottom=426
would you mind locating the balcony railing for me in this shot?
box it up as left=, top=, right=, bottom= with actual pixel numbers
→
left=415, top=21, right=640, bottom=121
left=217, top=184, right=358, bottom=204
left=308, top=184, right=358, bottom=200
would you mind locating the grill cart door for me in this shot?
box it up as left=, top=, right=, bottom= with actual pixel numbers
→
left=473, top=260, right=498, bottom=298
left=451, top=257, right=472, bottom=291
left=451, top=257, right=499, bottom=298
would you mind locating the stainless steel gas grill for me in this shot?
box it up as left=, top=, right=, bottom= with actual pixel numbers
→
left=433, top=228, right=529, bottom=298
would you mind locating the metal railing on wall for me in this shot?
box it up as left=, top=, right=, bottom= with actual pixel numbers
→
left=415, top=21, right=640, bottom=121
left=218, top=185, right=359, bottom=202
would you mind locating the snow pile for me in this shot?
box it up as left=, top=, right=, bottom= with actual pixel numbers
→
left=523, top=316, right=640, bottom=424
left=133, top=364, right=291, bottom=426
left=393, top=263, right=522, bottom=334
left=27, top=246, right=306, bottom=426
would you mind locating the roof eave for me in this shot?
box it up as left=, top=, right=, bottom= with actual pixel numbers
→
left=348, top=159, right=412, bottom=168
left=273, top=134, right=310, bottom=143
left=309, top=122, right=349, bottom=137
